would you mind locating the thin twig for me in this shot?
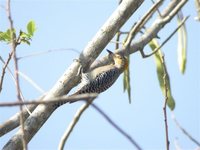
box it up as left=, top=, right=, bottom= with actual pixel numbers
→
left=115, top=32, right=121, bottom=50
left=115, top=0, right=123, bottom=50
left=151, top=0, right=162, bottom=17
left=58, top=100, right=142, bottom=150
left=161, top=54, right=170, bottom=150
left=0, top=94, right=98, bottom=107
left=17, top=48, right=80, bottom=60
left=0, top=95, right=45, bottom=137
left=140, top=16, right=189, bottom=58
left=118, top=31, right=129, bottom=35
left=0, top=94, right=96, bottom=138
left=0, top=51, right=13, bottom=92
left=171, top=113, right=200, bottom=146
left=0, top=57, right=45, bottom=94
left=0, top=57, right=40, bottom=115
left=91, top=103, right=142, bottom=150
left=90, top=0, right=188, bottom=70
left=110, top=40, right=123, bottom=45
left=58, top=99, right=95, bottom=150
left=124, top=0, right=163, bottom=51
left=3, top=1, right=191, bottom=149
left=6, top=0, right=27, bottom=149
left=3, top=1, right=145, bottom=149
left=17, top=71, right=45, bottom=94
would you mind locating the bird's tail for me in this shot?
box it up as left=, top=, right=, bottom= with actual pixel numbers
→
left=52, top=92, right=80, bottom=109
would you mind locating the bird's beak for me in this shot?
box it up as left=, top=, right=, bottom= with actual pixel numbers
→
left=106, top=49, right=114, bottom=56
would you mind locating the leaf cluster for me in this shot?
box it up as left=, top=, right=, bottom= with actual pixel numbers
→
left=0, top=20, right=36, bottom=45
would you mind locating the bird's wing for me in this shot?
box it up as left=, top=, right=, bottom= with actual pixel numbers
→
left=75, top=67, right=120, bottom=94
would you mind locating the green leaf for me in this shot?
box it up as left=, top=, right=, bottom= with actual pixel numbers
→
left=21, top=39, right=30, bottom=45
left=6, top=28, right=16, bottom=37
left=0, top=31, right=6, bottom=41
left=149, top=39, right=175, bottom=110
left=20, top=30, right=32, bottom=41
left=177, top=11, right=187, bottom=74
left=4, top=29, right=12, bottom=42
left=18, top=30, right=32, bottom=45
left=27, top=20, right=36, bottom=36
left=0, top=29, right=16, bottom=43
left=123, top=56, right=131, bottom=104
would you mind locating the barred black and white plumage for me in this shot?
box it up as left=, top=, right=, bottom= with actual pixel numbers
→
left=54, top=50, right=128, bottom=108
left=74, top=67, right=121, bottom=95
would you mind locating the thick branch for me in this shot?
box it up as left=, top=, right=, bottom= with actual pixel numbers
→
left=90, top=0, right=188, bottom=70
left=0, top=0, right=188, bottom=141
left=2, top=1, right=144, bottom=149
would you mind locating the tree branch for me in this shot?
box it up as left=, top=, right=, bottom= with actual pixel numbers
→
left=161, top=54, right=170, bottom=150
left=58, top=99, right=95, bottom=150
left=171, top=113, right=200, bottom=146
left=140, top=16, right=189, bottom=58
left=91, top=103, right=142, bottom=150
left=0, top=94, right=97, bottom=107
left=90, top=0, right=188, bottom=70
left=2, top=1, right=144, bottom=149
left=0, top=51, right=13, bottom=92
left=6, top=0, right=27, bottom=149
left=123, top=0, right=163, bottom=50
left=1, top=0, right=188, bottom=143
left=0, top=57, right=45, bottom=136
left=58, top=100, right=142, bottom=150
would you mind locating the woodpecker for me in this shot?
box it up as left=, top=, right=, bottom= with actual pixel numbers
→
left=54, top=50, right=128, bottom=107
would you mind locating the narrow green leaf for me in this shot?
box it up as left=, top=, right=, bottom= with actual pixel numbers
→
left=123, top=56, right=131, bottom=104
left=149, top=39, right=175, bottom=110
left=177, top=11, right=187, bottom=74
left=27, top=20, right=36, bottom=36
left=123, top=71, right=127, bottom=92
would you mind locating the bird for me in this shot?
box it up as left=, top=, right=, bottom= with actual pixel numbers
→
left=54, top=49, right=128, bottom=108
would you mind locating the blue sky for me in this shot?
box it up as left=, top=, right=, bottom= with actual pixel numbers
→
left=0, top=0, right=199, bottom=149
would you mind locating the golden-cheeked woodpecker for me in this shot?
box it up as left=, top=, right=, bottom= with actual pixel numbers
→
left=54, top=50, right=128, bottom=107
left=73, top=50, right=128, bottom=95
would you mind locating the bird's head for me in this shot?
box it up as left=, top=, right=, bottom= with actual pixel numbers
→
left=107, top=49, right=128, bottom=71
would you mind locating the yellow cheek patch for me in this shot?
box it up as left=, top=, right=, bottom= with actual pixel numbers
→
left=115, top=59, right=122, bottom=65
left=114, top=57, right=129, bottom=71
